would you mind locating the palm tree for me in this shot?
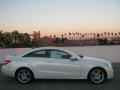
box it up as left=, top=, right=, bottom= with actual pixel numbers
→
left=115, top=33, right=117, bottom=38
left=119, top=32, right=120, bottom=35
left=93, top=33, right=96, bottom=40
left=79, top=33, right=81, bottom=40
left=107, top=32, right=110, bottom=39
left=86, top=33, right=89, bottom=40
left=0, top=30, right=3, bottom=42
left=0, top=31, right=12, bottom=47
left=11, top=30, right=19, bottom=44
left=118, top=32, right=120, bottom=38
left=101, top=33, right=103, bottom=39
left=72, top=32, right=75, bottom=40
left=104, top=32, right=106, bottom=38
left=64, top=33, right=66, bottom=38
left=18, top=33, right=24, bottom=42
left=111, top=32, right=114, bottom=39
left=75, top=32, right=79, bottom=40
left=77, top=33, right=80, bottom=40
left=81, top=34, right=84, bottom=40
left=69, top=32, right=71, bottom=35
left=90, top=33, right=92, bottom=39
left=69, top=32, right=71, bottom=40
left=22, top=33, right=31, bottom=46
left=53, top=34, right=56, bottom=38
left=75, top=32, right=77, bottom=40
left=3, top=32, right=12, bottom=47
left=96, top=33, right=100, bottom=39
left=61, top=34, right=63, bottom=39
left=0, top=30, right=3, bottom=35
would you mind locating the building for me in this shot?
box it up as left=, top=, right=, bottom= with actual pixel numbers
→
left=33, top=31, right=40, bottom=40
left=29, top=31, right=41, bottom=40
left=39, top=36, right=53, bottom=46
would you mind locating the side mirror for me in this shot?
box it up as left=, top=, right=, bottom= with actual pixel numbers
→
left=70, top=56, right=78, bottom=61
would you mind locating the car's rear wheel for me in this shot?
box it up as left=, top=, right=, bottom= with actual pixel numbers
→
left=15, top=68, right=33, bottom=84
left=88, top=68, right=107, bottom=84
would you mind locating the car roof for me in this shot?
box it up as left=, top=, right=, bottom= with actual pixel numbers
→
left=34, top=46, right=65, bottom=50
left=18, top=46, right=67, bottom=57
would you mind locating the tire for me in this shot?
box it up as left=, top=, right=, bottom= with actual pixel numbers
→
left=88, top=68, right=107, bottom=84
left=15, top=68, right=33, bottom=84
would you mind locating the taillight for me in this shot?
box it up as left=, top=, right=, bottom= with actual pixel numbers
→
left=3, top=60, right=11, bottom=65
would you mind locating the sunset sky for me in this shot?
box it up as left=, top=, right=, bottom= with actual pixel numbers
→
left=0, top=0, right=120, bottom=36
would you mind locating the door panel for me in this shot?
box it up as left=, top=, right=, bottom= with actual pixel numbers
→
left=22, top=49, right=82, bottom=79
left=42, top=58, right=82, bottom=79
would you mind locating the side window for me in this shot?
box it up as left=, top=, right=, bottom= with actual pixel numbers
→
left=23, top=50, right=48, bottom=58
left=50, top=50, right=71, bottom=59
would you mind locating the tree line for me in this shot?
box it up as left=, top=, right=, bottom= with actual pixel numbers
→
left=0, top=30, right=38, bottom=48
left=53, top=32, right=120, bottom=45
left=0, top=30, right=120, bottom=48
left=53, top=32, right=120, bottom=40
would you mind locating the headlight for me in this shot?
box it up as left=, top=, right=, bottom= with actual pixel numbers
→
left=104, top=62, right=112, bottom=68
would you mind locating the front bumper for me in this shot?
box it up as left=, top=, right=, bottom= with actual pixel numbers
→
left=107, top=67, right=114, bottom=79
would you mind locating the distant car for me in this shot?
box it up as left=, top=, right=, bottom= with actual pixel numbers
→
left=1, top=47, right=113, bottom=84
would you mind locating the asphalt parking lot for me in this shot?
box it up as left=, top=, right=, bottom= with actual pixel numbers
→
left=0, top=63, right=120, bottom=90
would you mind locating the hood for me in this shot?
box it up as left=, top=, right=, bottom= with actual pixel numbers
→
left=83, top=56, right=111, bottom=64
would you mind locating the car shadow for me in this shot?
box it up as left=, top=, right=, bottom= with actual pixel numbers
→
left=31, top=78, right=114, bottom=85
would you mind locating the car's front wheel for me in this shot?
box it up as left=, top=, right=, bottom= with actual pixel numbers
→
left=15, top=68, right=33, bottom=84
left=88, top=68, right=107, bottom=84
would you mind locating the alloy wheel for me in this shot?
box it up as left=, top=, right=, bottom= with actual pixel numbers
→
left=89, top=68, right=106, bottom=84
left=16, top=68, right=33, bottom=84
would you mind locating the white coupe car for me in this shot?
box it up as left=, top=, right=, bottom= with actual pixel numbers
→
left=2, top=47, right=113, bottom=84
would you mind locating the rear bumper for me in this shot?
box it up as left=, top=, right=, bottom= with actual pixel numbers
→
left=1, top=65, right=15, bottom=77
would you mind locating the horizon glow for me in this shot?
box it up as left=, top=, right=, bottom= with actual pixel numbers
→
left=0, top=0, right=120, bottom=36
